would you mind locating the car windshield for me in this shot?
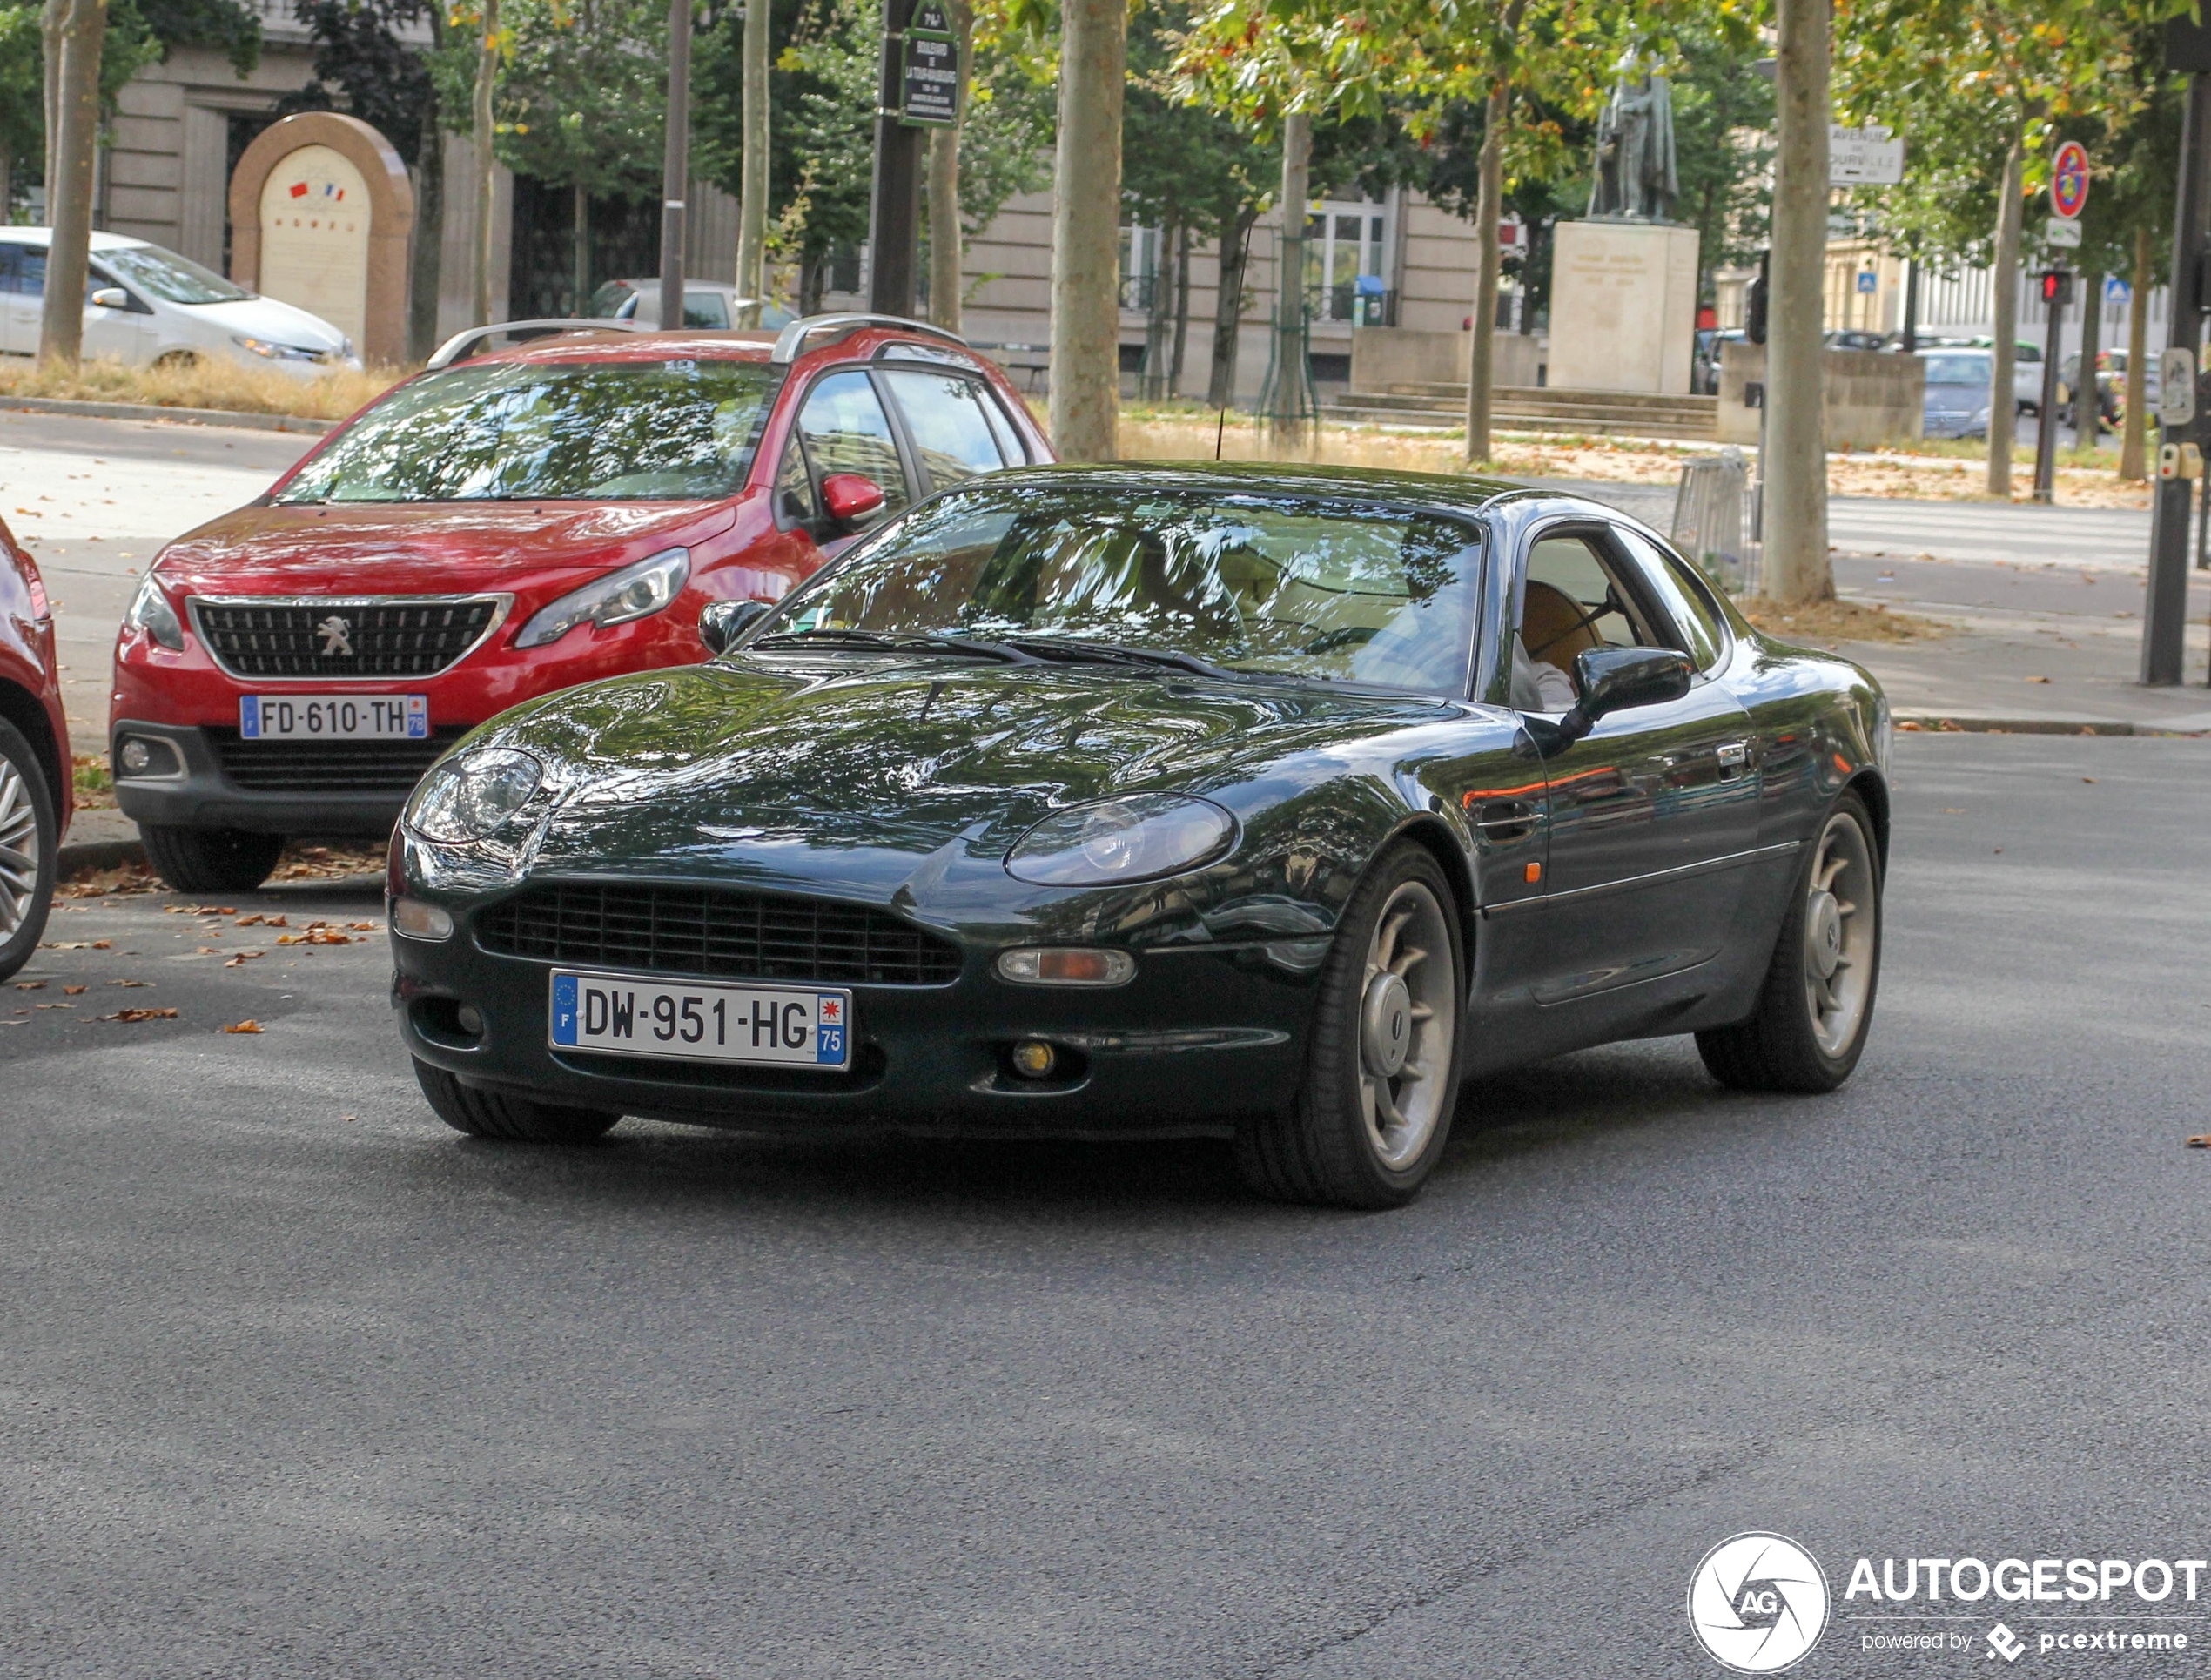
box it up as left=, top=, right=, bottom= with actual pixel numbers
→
left=758, top=483, right=1485, bottom=695
left=1923, top=355, right=1989, bottom=385
left=100, top=244, right=250, bottom=305
left=274, top=358, right=780, bottom=502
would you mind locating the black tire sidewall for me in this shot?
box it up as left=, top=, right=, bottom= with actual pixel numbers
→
left=1301, top=843, right=1468, bottom=1204
left=0, top=717, right=57, bottom=983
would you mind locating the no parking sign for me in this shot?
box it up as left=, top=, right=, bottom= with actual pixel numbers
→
left=2052, top=141, right=2090, bottom=220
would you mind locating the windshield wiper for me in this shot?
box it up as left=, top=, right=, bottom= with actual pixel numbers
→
left=1000, top=635, right=1238, bottom=680
left=752, top=628, right=1035, bottom=664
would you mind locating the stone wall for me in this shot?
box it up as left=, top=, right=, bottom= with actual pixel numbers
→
left=1717, top=341, right=1925, bottom=447
left=1347, top=327, right=1544, bottom=392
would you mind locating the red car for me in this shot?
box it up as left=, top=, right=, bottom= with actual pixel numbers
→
left=0, top=514, right=70, bottom=980
left=109, top=314, right=1052, bottom=890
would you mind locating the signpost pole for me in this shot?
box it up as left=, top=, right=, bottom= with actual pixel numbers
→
left=657, top=0, right=693, bottom=333
left=2143, top=58, right=2211, bottom=685
left=867, top=0, right=924, bottom=316
left=2033, top=269, right=2067, bottom=503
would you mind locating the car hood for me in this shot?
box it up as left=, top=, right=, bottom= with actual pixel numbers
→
left=178, top=294, right=353, bottom=351
left=153, top=499, right=740, bottom=598
left=481, top=657, right=1468, bottom=920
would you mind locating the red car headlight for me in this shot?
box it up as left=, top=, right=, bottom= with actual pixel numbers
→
left=515, top=547, right=689, bottom=648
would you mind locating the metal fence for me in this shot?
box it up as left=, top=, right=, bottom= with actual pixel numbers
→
left=1670, top=448, right=1751, bottom=596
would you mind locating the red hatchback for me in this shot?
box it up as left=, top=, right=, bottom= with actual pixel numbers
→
left=109, top=315, right=1052, bottom=890
left=1, top=513, right=70, bottom=979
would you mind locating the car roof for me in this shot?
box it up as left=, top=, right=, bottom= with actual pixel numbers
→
left=444, top=321, right=993, bottom=372
left=961, top=459, right=1540, bottom=518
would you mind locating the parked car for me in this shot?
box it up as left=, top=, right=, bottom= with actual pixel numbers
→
left=1919, top=347, right=1995, bottom=439
left=389, top=466, right=1892, bottom=1208
left=588, top=279, right=796, bottom=331
left=0, top=228, right=357, bottom=375
left=109, top=315, right=1052, bottom=892
left=2063, top=347, right=2159, bottom=429
left=0, top=514, right=70, bottom=982
left=1693, top=327, right=1745, bottom=395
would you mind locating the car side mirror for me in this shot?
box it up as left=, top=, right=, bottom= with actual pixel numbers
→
left=820, top=473, right=886, bottom=525
left=1525, top=647, right=1696, bottom=756
left=698, top=598, right=772, bottom=655
left=90, top=286, right=130, bottom=311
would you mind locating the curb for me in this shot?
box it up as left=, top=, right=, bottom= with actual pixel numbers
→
left=57, top=836, right=146, bottom=875
left=1894, top=715, right=2206, bottom=736
left=1, top=396, right=336, bottom=435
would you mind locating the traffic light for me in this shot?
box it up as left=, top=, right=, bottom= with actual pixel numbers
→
left=1745, top=251, right=1770, bottom=345
left=2040, top=269, right=2073, bottom=308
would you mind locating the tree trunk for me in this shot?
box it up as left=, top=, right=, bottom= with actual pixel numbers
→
left=41, top=0, right=62, bottom=212
left=1764, top=0, right=1831, bottom=603
left=1986, top=128, right=2024, bottom=500
left=733, top=0, right=774, bottom=326
left=570, top=182, right=590, bottom=313
left=409, top=115, right=445, bottom=361
left=39, top=0, right=104, bottom=366
left=1168, top=220, right=1191, bottom=393
left=2074, top=265, right=2102, bottom=447
left=471, top=0, right=500, bottom=327
left=1206, top=207, right=1251, bottom=409
left=1047, top=0, right=1126, bottom=461
left=922, top=0, right=973, bottom=334
left=1265, top=110, right=1310, bottom=454
left=1466, top=85, right=1507, bottom=463
left=2121, top=225, right=2150, bottom=481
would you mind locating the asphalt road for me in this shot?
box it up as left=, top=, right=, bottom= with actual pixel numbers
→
left=4, top=734, right=2210, bottom=1677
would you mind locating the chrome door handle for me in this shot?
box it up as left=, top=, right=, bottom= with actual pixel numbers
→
left=1473, top=798, right=1541, bottom=842
left=1717, top=740, right=1751, bottom=778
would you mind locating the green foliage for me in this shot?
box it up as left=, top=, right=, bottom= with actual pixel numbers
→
left=1666, top=19, right=1771, bottom=281
left=494, top=0, right=668, bottom=197
left=0, top=6, right=41, bottom=201
left=1123, top=0, right=1273, bottom=234
left=279, top=0, right=439, bottom=165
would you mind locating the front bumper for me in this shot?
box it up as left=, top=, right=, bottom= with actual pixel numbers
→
left=391, top=913, right=1326, bottom=1139
left=111, top=719, right=432, bottom=836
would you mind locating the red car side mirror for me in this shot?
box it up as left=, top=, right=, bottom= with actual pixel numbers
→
left=820, top=473, right=886, bottom=524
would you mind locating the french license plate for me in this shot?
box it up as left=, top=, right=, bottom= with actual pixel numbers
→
left=548, top=971, right=850, bottom=1069
left=240, top=695, right=428, bottom=740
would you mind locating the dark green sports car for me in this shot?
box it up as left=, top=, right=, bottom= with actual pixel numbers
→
left=388, top=464, right=1890, bottom=1207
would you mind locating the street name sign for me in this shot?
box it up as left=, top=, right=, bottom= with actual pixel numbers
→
left=1830, top=125, right=1905, bottom=185
left=903, top=2, right=958, bottom=126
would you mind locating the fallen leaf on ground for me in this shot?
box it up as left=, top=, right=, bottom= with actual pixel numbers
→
left=195, top=945, right=224, bottom=955
left=165, top=904, right=236, bottom=917
left=2082, top=777, right=2098, bottom=783
left=2027, top=675, right=2051, bottom=683
left=40, top=940, right=109, bottom=951
left=276, top=929, right=351, bottom=946
left=223, top=951, right=265, bottom=966
left=342, top=1114, right=358, bottom=1123
left=234, top=914, right=266, bottom=926
left=62, top=985, right=84, bottom=995
left=34, top=1002, right=72, bottom=1010
left=100, top=1007, right=178, bottom=1022
left=2189, top=1136, right=2211, bottom=1148
left=12, top=981, right=43, bottom=991
left=221, top=1020, right=264, bottom=1034
left=348, top=922, right=376, bottom=932
left=107, top=978, right=151, bottom=987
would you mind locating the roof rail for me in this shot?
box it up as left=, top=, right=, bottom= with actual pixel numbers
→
left=771, top=312, right=968, bottom=365
left=425, top=318, right=642, bottom=371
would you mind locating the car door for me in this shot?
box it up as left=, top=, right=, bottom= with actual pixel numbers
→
left=83, top=261, right=155, bottom=362
left=0, top=242, right=37, bottom=354
left=1511, top=521, right=1759, bottom=1021
left=876, top=366, right=1012, bottom=494
left=774, top=367, right=917, bottom=559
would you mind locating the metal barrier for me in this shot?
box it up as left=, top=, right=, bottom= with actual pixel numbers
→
left=1670, top=447, right=1751, bottom=595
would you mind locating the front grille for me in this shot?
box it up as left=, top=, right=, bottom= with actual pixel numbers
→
left=192, top=598, right=503, bottom=678
left=210, top=728, right=462, bottom=794
left=478, top=882, right=965, bottom=986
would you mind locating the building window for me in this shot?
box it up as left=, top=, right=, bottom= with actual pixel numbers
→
left=1306, top=199, right=1391, bottom=326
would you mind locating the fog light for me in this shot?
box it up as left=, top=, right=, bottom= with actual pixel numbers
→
left=1010, top=1039, right=1058, bottom=1080
left=392, top=897, right=455, bottom=942
left=455, top=1004, right=485, bottom=1036
left=995, top=946, right=1135, bottom=987
left=119, top=738, right=152, bottom=774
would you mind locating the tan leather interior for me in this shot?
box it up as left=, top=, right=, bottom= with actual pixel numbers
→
left=1521, top=581, right=1603, bottom=688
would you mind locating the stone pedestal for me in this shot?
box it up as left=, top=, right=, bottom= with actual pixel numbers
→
left=228, top=113, right=415, bottom=367
left=1545, top=219, right=1699, bottom=394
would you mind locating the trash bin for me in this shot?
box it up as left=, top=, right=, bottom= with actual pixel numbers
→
left=1670, top=448, right=1750, bottom=595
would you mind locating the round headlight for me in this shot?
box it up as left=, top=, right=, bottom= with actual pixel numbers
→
left=1005, top=795, right=1236, bottom=886
left=406, top=748, right=544, bottom=843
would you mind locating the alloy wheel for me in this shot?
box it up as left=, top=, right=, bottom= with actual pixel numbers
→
left=0, top=753, right=40, bottom=940
left=1357, top=879, right=1457, bottom=1169
left=1802, top=810, right=1876, bottom=1058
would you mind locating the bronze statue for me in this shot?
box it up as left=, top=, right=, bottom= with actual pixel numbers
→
left=1589, top=49, right=1678, bottom=222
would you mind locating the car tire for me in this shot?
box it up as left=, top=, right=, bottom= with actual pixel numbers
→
left=140, top=825, right=286, bottom=893
left=0, top=716, right=58, bottom=984
left=1234, top=842, right=1466, bottom=1209
left=1697, top=790, right=1882, bottom=1094
left=411, top=1056, right=622, bottom=1144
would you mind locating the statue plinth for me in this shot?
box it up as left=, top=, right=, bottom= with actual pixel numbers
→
left=1545, top=220, right=1700, bottom=396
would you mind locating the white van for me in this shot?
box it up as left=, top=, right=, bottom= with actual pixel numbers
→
left=0, top=228, right=358, bottom=376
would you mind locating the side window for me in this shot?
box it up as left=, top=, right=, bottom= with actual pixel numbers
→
left=879, top=368, right=1005, bottom=487
left=684, top=291, right=730, bottom=328
left=15, top=247, right=45, bottom=298
left=0, top=245, right=20, bottom=293
left=1614, top=527, right=1725, bottom=671
left=794, top=370, right=911, bottom=515
left=979, top=389, right=1029, bottom=465
left=1522, top=531, right=1664, bottom=661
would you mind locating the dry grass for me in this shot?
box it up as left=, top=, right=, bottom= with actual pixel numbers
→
left=1741, top=595, right=1945, bottom=645
left=0, top=354, right=407, bottom=422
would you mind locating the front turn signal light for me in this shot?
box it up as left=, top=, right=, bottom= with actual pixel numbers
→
left=996, top=947, right=1135, bottom=987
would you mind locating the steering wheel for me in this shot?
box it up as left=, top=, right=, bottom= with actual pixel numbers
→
left=1526, top=586, right=1627, bottom=661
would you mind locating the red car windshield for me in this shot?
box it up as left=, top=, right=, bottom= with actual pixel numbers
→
left=275, top=358, right=780, bottom=503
